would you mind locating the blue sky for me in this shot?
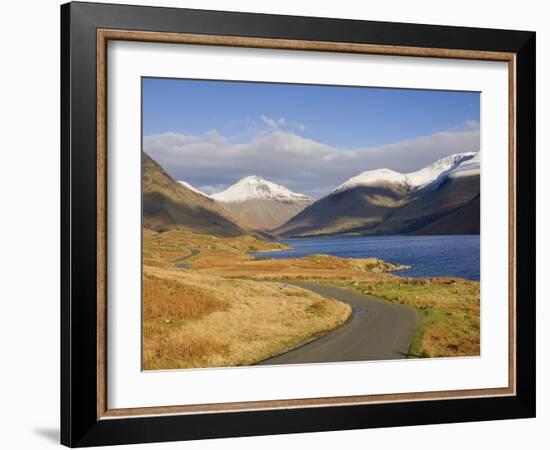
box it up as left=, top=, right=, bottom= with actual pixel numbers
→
left=142, top=78, right=480, bottom=198
left=143, top=78, right=479, bottom=149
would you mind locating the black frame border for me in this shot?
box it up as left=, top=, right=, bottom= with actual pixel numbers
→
left=61, top=2, right=536, bottom=447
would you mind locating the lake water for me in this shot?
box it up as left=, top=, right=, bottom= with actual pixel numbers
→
left=254, top=235, right=480, bottom=281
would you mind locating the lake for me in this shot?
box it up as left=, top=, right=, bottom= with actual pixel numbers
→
left=254, top=235, right=480, bottom=281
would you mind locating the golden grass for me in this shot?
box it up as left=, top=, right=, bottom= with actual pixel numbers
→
left=142, top=229, right=480, bottom=367
left=418, top=312, right=480, bottom=357
left=142, top=266, right=351, bottom=370
left=143, top=273, right=228, bottom=321
left=330, top=277, right=480, bottom=357
left=142, top=228, right=403, bottom=278
left=144, top=325, right=230, bottom=370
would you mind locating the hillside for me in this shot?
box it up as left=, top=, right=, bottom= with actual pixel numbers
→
left=375, top=172, right=480, bottom=235
left=275, top=152, right=480, bottom=237
left=275, top=181, right=410, bottom=237
left=412, top=194, right=480, bottom=235
left=142, top=153, right=246, bottom=237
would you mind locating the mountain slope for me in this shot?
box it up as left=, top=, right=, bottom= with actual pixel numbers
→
left=211, top=176, right=312, bottom=230
left=275, top=181, right=409, bottom=237
left=374, top=172, right=480, bottom=235
left=143, top=153, right=246, bottom=236
left=276, top=152, right=480, bottom=237
left=177, top=180, right=209, bottom=197
left=412, top=194, right=480, bottom=235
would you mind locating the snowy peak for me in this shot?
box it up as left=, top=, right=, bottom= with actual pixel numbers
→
left=406, top=152, right=477, bottom=188
left=449, top=152, right=480, bottom=178
left=335, top=169, right=409, bottom=193
left=178, top=180, right=209, bottom=197
left=333, top=152, right=478, bottom=194
left=211, top=176, right=312, bottom=203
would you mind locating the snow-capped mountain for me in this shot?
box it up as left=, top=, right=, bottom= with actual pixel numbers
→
left=177, top=180, right=209, bottom=197
left=276, top=152, right=480, bottom=238
left=334, top=168, right=409, bottom=192
left=211, top=176, right=312, bottom=231
left=449, top=152, right=480, bottom=178
left=334, top=152, right=477, bottom=194
left=143, top=153, right=246, bottom=237
left=211, top=176, right=312, bottom=203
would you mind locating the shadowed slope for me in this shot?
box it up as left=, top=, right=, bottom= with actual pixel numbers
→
left=275, top=183, right=410, bottom=237
left=375, top=174, right=480, bottom=235
left=412, top=193, right=480, bottom=235
left=276, top=174, right=479, bottom=237
left=142, top=153, right=246, bottom=237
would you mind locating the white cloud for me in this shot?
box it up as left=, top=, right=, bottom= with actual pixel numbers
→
left=144, top=126, right=480, bottom=198
left=292, top=122, right=306, bottom=132
left=257, top=116, right=306, bottom=135
left=465, top=119, right=480, bottom=129
left=260, top=115, right=286, bottom=130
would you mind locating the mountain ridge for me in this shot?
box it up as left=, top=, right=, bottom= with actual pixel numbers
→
left=211, top=175, right=312, bottom=203
left=177, top=180, right=209, bottom=197
left=142, top=153, right=247, bottom=237
left=333, top=152, right=476, bottom=194
left=275, top=152, right=480, bottom=237
left=210, top=175, right=312, bottom=230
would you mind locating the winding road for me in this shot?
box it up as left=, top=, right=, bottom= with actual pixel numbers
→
left=173, top=249, right=199, bottom=269
left=258, top=282, right=419, bottom=365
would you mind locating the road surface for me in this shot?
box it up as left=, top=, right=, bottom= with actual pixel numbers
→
left=258, top=282, right=419, bottom=365
left=174, top=249, right=199, bottom=269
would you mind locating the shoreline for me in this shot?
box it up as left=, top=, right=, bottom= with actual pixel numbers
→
left=143, top=229, right=480, bottom=367
left=252, top=234, right=480, bottom=282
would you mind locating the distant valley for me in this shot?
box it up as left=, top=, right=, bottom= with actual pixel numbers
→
left=146, top=151, right=480, bottom=238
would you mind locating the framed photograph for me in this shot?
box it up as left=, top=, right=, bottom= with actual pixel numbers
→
left=61, top=1, right=536, bottom=447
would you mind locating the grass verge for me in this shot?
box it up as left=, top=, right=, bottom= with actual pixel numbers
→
left=329, top=278, right=480, bottom=358
left=142, top=266, right=351, bottom=370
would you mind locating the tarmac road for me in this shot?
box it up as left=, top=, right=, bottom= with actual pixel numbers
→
left=258, top=282, right=419, bottom=365
left=173, top=249, right=199, bottom=269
